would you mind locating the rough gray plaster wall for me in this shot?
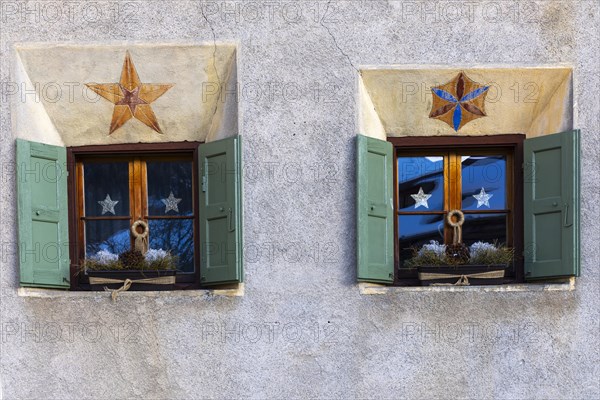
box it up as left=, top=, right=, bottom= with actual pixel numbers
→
left=0, top=1, right=599, bottom=399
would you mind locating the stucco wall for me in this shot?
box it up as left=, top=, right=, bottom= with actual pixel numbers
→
left=1, top=1, right=599, bottom=399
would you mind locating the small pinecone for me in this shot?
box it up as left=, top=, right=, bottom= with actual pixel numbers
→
left=445, top=243, right=470, bottom=264
left=118, top=250, right=145, bottom=269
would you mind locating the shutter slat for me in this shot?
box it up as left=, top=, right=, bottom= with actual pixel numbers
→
left=357, top=135, right=394, bottom=283
left=524, top=130, right=580, bottom=279
left=16, top=139, right=70, bottom=288
left=198, top=136, right=243, bottom=285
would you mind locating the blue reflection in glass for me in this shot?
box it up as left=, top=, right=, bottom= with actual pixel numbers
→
left=461, top=155, right=506, bottom=210
left=85, top=220, right=131, bottom=257
left=398, top=214, right=445, bottom=268
left=84, top=162, right=130, bottom=217
left=149, top=219, right=195, bottom=272
left=397, top=157, right=444, bottom=211
left=147, top=161, right=193, bottom=216
left=462, top=213, right=507, bottom=246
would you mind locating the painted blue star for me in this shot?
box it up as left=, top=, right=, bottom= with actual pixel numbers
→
left=430, top=72, right=490, bottom=131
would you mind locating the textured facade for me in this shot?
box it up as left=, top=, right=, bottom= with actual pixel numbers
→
left=0, top=1, right=599, bottom=399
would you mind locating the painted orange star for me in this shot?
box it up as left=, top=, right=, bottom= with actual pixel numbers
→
left=86, top=51, right=173, bottom=135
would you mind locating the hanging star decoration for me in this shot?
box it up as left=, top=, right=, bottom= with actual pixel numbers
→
left=473, top=187, right=493, bottom=208
left=161, top=191, right=182, bottom=214
left=411, top=187, right=432, bottom=209
left=98, top=194, right=119, bottom=215
left=429, top=72, right=490, bottom=132
left=86, top=51, right=174, bottom=135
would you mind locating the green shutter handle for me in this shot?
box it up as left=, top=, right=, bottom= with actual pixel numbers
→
left=219, top=207, right=225, bottom=212
left=35, top=210, right=40, bottom=215
left=552, top=202, right=558, bottom=207
left=228, top=208, right=235, bottom=232
left=564, top=203, right=572, bottom=227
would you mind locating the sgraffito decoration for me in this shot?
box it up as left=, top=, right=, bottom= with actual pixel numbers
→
left=429, top=72, right=490, bottom=132
left=86, top=51, right=173, bottom=135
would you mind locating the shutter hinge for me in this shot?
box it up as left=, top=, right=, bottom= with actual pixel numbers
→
left=201, top=175, right=207, bottom=192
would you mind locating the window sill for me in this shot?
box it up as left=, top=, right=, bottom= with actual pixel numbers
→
left=359, top=278, right=575, bottom=294
left=17, top=283, right=244, bottom=298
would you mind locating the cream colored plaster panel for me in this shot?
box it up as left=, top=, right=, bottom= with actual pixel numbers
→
left=358, top=278, right=575, bottom=294
left=11, top=51, right=63, bottom=146
left=13, top=43, right=238, bottom=146
left=205, top=53, right=239, bottom=143
left=358, top=76, right=386, bottom=140
left=18, top=283, right=245, bottom=299
left=359, top=67, right=572, bottom=137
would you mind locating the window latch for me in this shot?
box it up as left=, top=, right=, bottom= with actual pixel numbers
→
left=564, top=203, right=572, bottom=227
left=228, top=208, right=235, bottom=232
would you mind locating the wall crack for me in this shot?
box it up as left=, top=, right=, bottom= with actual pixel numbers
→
left=320, top=0, right=359, bottom=74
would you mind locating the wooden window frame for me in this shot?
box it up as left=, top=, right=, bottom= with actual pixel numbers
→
left=67, top=142, right=201, bottom=290
left=388, top=135, right=525, bottom=286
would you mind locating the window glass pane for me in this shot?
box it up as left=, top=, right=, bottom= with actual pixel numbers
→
left=147, top=161, right=193, bottom=216
left=462, top=213, right=507, bottom=246
left=398, top=214, right=445, bottom=268
left=84, top=162, right=129, bottom=217
left=148, top=219, right=194, bottom=273
left=461, top=155, right=506, bottom=210
left=85, top=220, right=131, bottom=257
left=397, top=156, right=444, bottom=211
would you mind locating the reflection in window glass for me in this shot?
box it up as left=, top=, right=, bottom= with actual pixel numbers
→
left=461, top=155, right=506, bottom=210
left=149, top=219, right=194, bottom=272
left=397, top=157, right=444, bottom=211
left=84, top=162, right=129, bottom=216
left=462, top=213, right=507, bottom=246
left=147, top=161, right=193, bottom=216
left=85, top=220, right=131, bottom=257
left=398, top=214, right=445, bottom=268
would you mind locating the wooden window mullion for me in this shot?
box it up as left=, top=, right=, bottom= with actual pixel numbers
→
left=443, top=153, right=451, bottom=244
left=129, top=158, right=145, bottom=250
left=450, top=152, right=462, bottom=211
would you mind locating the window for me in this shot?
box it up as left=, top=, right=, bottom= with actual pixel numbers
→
left=356, top=131, right=580, bottom=286
left=72, top=145, right=198, bottom=288
left=392, top=138, right=521, bottom=285
left=16, top=137, right=244, bottom=290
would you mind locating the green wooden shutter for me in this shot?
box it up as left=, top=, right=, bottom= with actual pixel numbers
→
left=199, top=136, right=243, bottom=285
left=16, top=139, right=70, bottom=288
left=356, top=135, right=394, bottom=283
left=524, top=130, right=580, bottom=279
